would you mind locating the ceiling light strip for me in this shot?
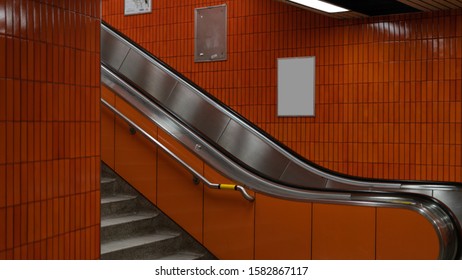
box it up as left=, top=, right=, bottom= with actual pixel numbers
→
left=287, top=0, right=349, bottom=13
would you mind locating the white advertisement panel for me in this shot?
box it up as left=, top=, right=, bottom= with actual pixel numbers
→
left=278, top=57, right=316, bottom=117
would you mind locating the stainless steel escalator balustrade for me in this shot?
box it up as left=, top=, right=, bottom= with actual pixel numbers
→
left=101, top=22, right=461, bottom=259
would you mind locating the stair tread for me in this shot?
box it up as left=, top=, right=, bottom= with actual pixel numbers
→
left=100, top=162, right=214, bottom=260
left=101, top=232, right=179, bottom=255
left=155, top=251, right=203, bottom=260
left=101, top=194, right=137, bottom=204
left=101, top=177, right=116, bottom=184
left=101, top=211, right=158, bottom=227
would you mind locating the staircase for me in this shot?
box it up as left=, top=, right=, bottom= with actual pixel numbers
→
left=100, top=163, right=215, bottom=260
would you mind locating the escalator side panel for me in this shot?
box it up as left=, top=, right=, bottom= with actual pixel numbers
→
left=312, top=203, right=376, bottom=260
left=255, top=194, right=312, bottom=260
left=217, top=119, right=291, bottom=179
left=101, top=28, right=131, bottom=71
left=119, top=50, right=177, bottom=103
left=101, top=63, right=459, bottom=260
left=280, top=161, right=327, bottom=189
left=164, top=82, right=231, bottom=142
left=376, top=208, right=440, bottom=259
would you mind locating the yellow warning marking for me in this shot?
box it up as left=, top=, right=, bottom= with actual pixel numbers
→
left=219, top=184, right=236, bottom=190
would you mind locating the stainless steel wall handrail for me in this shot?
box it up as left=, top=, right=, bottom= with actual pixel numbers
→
left=101, top=98, right=255, bottom=202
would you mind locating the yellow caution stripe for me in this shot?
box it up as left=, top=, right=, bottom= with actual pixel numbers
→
left=219, top=184, right=237, bottom=190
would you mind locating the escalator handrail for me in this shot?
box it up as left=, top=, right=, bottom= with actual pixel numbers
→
left=101, top=98, right=255, bottom=202
left=101, top=66, right=459, bottom=259
left=100, top=21, right=462, bottom=190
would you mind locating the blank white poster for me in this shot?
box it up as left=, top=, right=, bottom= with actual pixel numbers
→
left=277, top=57, right=315, bottom=117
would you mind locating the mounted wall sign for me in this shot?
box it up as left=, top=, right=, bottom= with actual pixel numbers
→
left=194, top=4, right=227, bottom=62
left=277, top=57, right=316, bottom=117
left=124, top=0, right=152, bottom=16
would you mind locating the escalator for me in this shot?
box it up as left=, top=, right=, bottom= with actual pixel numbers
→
left=100, top=22, right=462, bottom=259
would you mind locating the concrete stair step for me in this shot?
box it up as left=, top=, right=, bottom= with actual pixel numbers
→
left=101, top=211, right=159, bottom=227
left=100, top=162, right=215, bottom=260
left=101, top=194, right=138, bottom=217
left=101, top=194, right=137, bottom=204
left=101, top=177, right=116, bottom=184
left=101, top=177, right=117, bottom=196
left=155, top=251, right=204, bottom=260
left=100, top=232, right=180, bottom=260
left=101, top=211, right=160, bottom=242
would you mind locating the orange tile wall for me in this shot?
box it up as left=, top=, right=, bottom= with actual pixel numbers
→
left=0, top=0, right=101, bottom=259
left=102, top=0, right=462, bottom=184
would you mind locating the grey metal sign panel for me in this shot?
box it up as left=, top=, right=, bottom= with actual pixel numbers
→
left=195, top=4, right=227, bottom=62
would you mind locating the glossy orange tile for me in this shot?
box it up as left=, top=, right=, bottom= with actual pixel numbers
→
left=68, top=195, right=76, bottom=234
left=114, top=115, right=157, bottom=202
left=27, top=202, right=35, bottom=244
left=5, top=205, right=12, bottom=250
left=85, top=123, right=92, bottom=157
left=84, top=192, right=91, bottom=228
left=312, top=203, right=376, bottom=260
left=157, top=129, right=204, bottom=242
left=75, top=230, right=82, bottom=260
left=114, top=95, right=158, bottom=137
left=255, top=194, right=311, bottom=260
left=37, top=198, right=46, bottom=240
left=0, top=36, right=5, bottom=79
left=52, top=236, right=58, bottom=259
left=0, top=122, right=5, bottom=165
left=44, top=237, right=52, bottom=260
left=26, top=163, right=34, bottom=204
left=0, top=166, right=5, bottom=209
left=0, top=207, right=5, bottom=251
left=101, top=85, right=115, bottom=105
left=11, top=164, right=19, bottom=206
left=376, top=208, right=439, bottom=260
left=0, top=0, right=101, bottom=259
left=33, top=199, right=40, bottom=242
left=203, top=165, right=255, bottom=259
